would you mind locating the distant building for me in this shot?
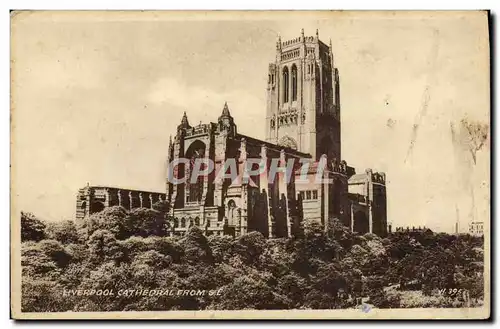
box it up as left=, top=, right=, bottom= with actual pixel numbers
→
left=394, top=226, right=429, bottom=233
left=75, top=185, right=166, bottom=222
left=468, top=221, right=484, bottom=236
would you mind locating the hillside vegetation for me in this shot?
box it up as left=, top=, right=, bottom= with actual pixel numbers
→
left=20, top=206, right=484, bottom=312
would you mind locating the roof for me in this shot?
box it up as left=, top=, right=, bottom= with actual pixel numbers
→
left=348, top=173, right=367, bottom=184
left=237, top=133, right=312, bottom=159
left=82, top=185, right=166, bottom=195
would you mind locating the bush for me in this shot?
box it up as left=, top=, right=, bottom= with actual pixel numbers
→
left=19, top=210, right=485, bottom=311
left=21, top=212, right=46, bottom=242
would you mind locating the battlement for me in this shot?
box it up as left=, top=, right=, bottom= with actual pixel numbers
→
left=280, top=35, right=315, bottom=48
left=395, top=226, right=429, bottom=233
left=365, top=169, right=386, bottom=184
left=348, top=169, right=386, bottom=185
left=277, top=29, right=329, bottom=52
left=371, top=172, right=386, bottom=184
left=184, top=122, right=217, bottom=138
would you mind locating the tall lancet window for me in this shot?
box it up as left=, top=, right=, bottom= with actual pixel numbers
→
left=282, top=66, right=289, bottom=103
left=185, top=141, right=206, bottom=203
left=291, top=64, right=297, bottom=101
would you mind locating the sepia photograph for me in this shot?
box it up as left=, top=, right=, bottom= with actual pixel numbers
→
left=10, top=10, right=490, bottom=319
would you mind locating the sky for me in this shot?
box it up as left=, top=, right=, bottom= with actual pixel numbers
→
left=11, top=11, right=490, bottom=232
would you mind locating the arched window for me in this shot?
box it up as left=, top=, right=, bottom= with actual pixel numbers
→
left=291, top=64, right=297, bottom=101
left=282, top=66, right=289, bottom=103
left=185, top=140, right=206, bottom=203
left=227, top=199, right=237, bottom=226
left=91, top=201, right=105, bottom=213
left=81, top=201, right=87, bottom=217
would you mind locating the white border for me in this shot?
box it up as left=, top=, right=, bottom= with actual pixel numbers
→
left=3, top=1, right=497, bottom=328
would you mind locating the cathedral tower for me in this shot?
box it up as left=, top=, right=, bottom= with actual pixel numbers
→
left=265, top=29, right=341, bottom=161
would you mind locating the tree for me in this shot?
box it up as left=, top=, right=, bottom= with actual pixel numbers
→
left=232, top=231, right=266, bottom=265
left=87, top=229, right=123, bottom=263
left=19, top=212, right=485, bottom=311
left=21, top=212, right=46, bottom=242
left=126, top=208, right=167, bottom=237
left=132, top=250, right=172, bottom=268
left=21, top=241, right=61, bottom=280
left=152, top=199, right=170, bottom=214
left=46, top=220, right=80, bottom=244
left=276, top=273, right=307, bottom=308
left=37, top=239, right=73, bottom=268
left=74, top=262, right=134, bottom=311
left=22, top=278, right=74, bottom=312
left=208, top=234, right=234, bottom=264
left=181, top=226, right=213, bottom=264
left=212, top=275, right=288, bottom=310
left=83, top=206, right=129, bottom=240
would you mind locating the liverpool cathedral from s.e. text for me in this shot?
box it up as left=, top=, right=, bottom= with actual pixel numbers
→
left=76, top=30, right=388, bottom=238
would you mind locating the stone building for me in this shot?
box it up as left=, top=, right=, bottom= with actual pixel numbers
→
left=348, top=170, right=388, bottom=236
left=75, top=184, right=166, bottom=222
left=165, top=30, right=388, bottom=238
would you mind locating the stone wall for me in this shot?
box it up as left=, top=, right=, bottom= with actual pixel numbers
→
left=75, top=185, right=166, bottom=222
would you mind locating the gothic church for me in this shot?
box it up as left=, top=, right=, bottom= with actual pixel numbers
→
left=165, top=30, right=388, bottom=237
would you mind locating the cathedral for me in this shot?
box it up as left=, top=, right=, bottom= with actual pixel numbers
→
left=165, top=30, right=388, bottom=238
left=76, top=30, right=387, bottom=237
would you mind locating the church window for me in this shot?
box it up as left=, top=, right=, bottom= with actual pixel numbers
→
left=278, top=136, right=298, bottom=150
left=291, top=64, right=298, bottom=101
left=185, top=140, right=206, bottom=203
left=283, top=66, right=289, bottom=103
left=227, top=199, right=237, bottom=225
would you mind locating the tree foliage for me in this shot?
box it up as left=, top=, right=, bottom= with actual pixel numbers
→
left=20, top=209, right=485, bottom=312
left=21, top=212, right=46, bottom=242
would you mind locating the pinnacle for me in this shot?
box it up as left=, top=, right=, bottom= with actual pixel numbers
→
left=221, top=102, right=231, bottom=117
left=180, top=111, right=189, bottom=126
